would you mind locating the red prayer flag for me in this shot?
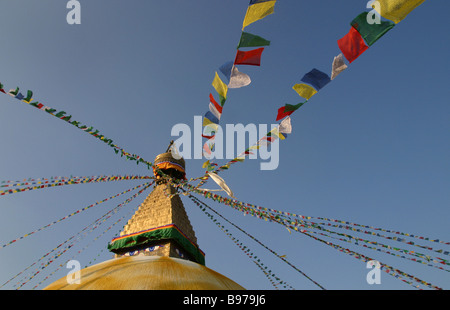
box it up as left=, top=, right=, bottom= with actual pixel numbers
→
left=337, top=27, right=369, bottom=64
left=234, top=47, right=264, bottom=66
left=276, top=106, right=294, bottom=121
left=209, top=93, right=222, bottom=114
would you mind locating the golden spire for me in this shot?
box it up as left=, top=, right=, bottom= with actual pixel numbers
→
left=107, top=146, right=204, bottom=265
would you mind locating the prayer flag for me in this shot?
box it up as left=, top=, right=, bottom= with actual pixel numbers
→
left=203, top=116, right=216, bottom=127
left=228, top=66, right=252, bottom=89
left=23, top=90, right=33, bottom=103
left=337, top=27, right=369, bottom=63
left=242, top=1, right=276, bottom=30
left=276, top=106, right=294, bottom=121
left=209, top=93, right=223, bottom=114
left=249, top=0, right=273, bottom=4
left=292, top=84, right=317, bottom=100
left=234, top=48, right=264, bottom=66
left=209, top=103, right=221, bottom=121
left=209, top=102, right=222, bottom=121
left=279, top=116, right=292, bottom=134
left=331, top=53, right=348, bottom=80
left=301, top=69, right=331, bottom=91
left=219, top=61, right=233, bottom=82
left=207, top=172, right=236, bottom=199
left=276, top=102, right=306, bottom=121
left=212, top=72, right=228, bottom=99
left=351, top=12, right=395, bottom=46
left=15, top=93, right=25, bottom=100
left=372, top=0, right=426, bottom=24
left=237, top=32, right=271, bottom=49
left=204, top=111, right=219, bottom=124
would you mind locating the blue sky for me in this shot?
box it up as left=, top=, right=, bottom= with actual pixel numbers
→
left=0, top=0, right=449, bottom=290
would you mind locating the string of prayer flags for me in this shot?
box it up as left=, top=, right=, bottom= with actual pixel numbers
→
left=185, top=187, right=445, bottom=290
left=202, top=160, right=218, bottom=172
left=0, top=175, right=152, bottom=196
left=0, top=82, right=156, bottom=171
left=188, top=194, right=295, bottom=289
left=298, top=229, right=442, bottom=290
left=188, top=193, right=317, bottom=290
left=3, top=182, right=153, bottom=290
left=178, top=183, right=450, bottom=272
left=193, top=115, right=294, bottom=190
left=237, top=32, right=271, bottom=49
left=206, top=172, right=236, bottom=199
left=331, top=53, right=348, bottom=80
left=33, top=202, right=139, bottom=290
left=351, top=12, right=395, bottom=47
left=242, top=0, right=277, bottom=30
left=200, top=1, right=277, bottom=167
left=0, top=182, right=152, bottom=249
left=272, top=1, right=422, bottom=128
left=234, top=47, right=265, bottom=66
left=372, top=0, right=426, bottom=24
left=337, top=26, right=369, bottom=63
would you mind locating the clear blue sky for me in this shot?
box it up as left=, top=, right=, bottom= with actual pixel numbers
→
left=0, top=0, right=448, bottom=290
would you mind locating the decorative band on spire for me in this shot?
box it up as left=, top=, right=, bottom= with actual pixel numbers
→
left=108, top=224, right=205, bottom=265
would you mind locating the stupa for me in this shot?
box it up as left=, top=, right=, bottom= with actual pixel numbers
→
left=44, top=144, right=245, bottom=290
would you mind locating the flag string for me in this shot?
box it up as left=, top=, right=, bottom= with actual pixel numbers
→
left=2, top=181, right=153, bottom=289
left=187, top=193, right=297, bottom=290
left=186, top=191, right=324, bottom=290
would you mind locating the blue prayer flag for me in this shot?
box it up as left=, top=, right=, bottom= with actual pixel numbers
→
left=205, top=111, right=219, bottom=124
left=301, top=68, right=331, bottom=91
left=219, top=61, right=234, bottom=82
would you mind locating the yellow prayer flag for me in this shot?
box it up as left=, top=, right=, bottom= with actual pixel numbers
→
left=373, top=0, right=426, bottom=24
left=242, top=1, right=277, bottom=30
left=292, top=83, right=317, bottom=100
left=212, top=72, right=228, bottom=99
left=203, top=117, right=215, bottom=127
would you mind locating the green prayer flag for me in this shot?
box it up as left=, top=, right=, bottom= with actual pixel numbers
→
left=24, top=90, right=33, bottom=102
left=237, top=32, right=271, bottom=49
left=351, top=12, right=395, bottom=46
left=284, top=101, right=306, bottom=112
left=55, top=111, right=66, bottom=118
left=9, top=87, right=19, bottom=96
left=45, top=108, right=57, bottom=114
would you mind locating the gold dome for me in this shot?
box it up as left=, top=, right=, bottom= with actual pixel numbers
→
left=43, top=256, right=245, bottom=290
left=153, top=152, right=186, bottom=180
